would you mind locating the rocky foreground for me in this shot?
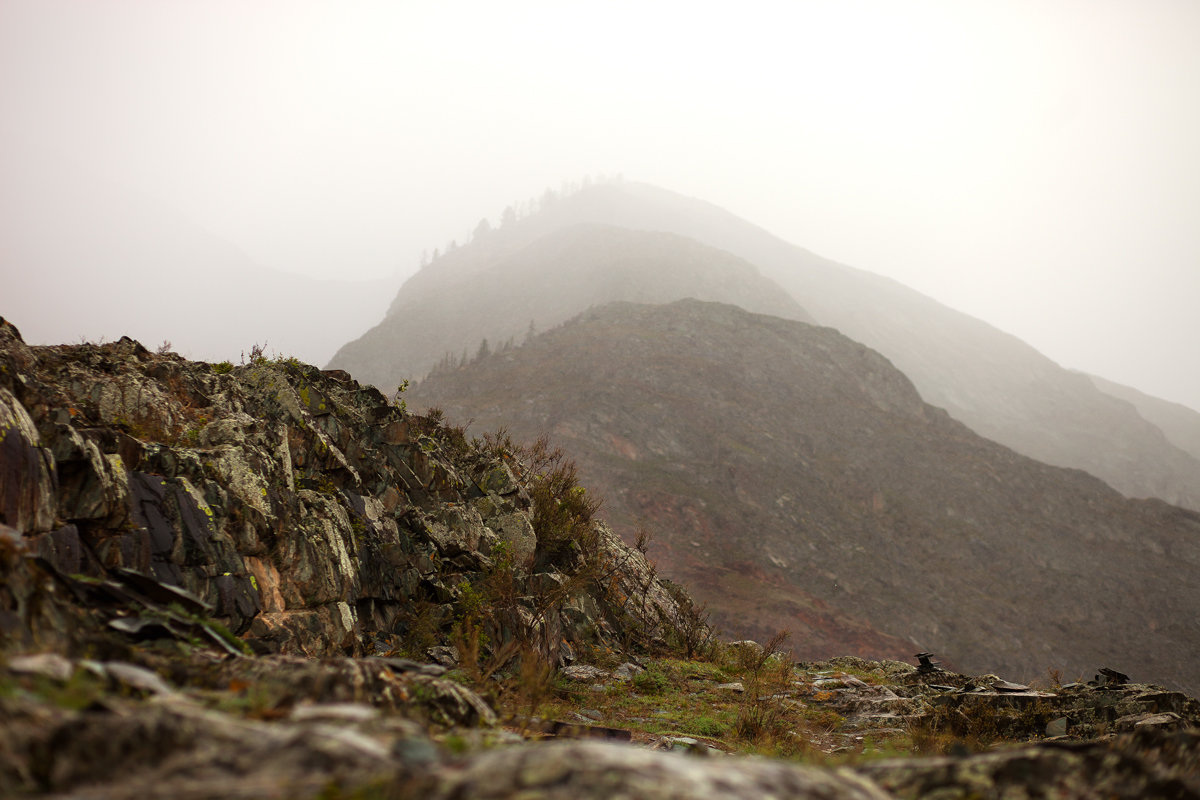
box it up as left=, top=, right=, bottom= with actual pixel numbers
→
left=2, top=319, right=1198, bottom=798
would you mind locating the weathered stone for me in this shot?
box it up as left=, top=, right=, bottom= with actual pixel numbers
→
left=1115, top=711, right=1183, bottom=731
left=613, top=662, right=645, bottom=680
left=98, top=660, right=177, bottom=695
left=486, top=511, right=537, bottom=568
left=477, top=463, right=519, bottom=495
left=0, top=387, right=57, bottom=533
left=561, top=665, right=610, bottom=681
left=435, top=740, right=891, bottom=800
left=407, top=674, right=497, bottom=727
left=857, top=729, right=1200, bottom=800
left=8, top=652, right=74, bottom=682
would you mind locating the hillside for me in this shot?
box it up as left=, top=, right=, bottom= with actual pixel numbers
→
left=337, top=181, right=1200, bottom=510
left=4, top=318, right=1199, bottom=798
left=329, top=223, right=811, bottom=396
left=408, top=299, right=1200, bottom=693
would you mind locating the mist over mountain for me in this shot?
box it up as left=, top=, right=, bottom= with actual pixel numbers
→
left=1089, top=373, right=1200, bottom=465
left=329, top=221, right=811, bottom=393
left=334, top=181, right=1200, bottom=510
left=408, top=299, right=1200, bottom=692
left=2, top=140, right=397, bottom=366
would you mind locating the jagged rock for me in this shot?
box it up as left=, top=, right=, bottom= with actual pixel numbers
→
left=7, top=653, right=74, bottom=682
left=1045, top=716, right=1069, bottom=737
left=613, top=662, right=645, bottom=680
left=0, top=326, right=689, bottom=664
left=485, top=511, right=537, bottom=569
left=425, top=646, right=459, bottom=668
left=95, top=660, right=177, bottom=696
left=0, top=387, right=57, bottom=534
left=0, top=690, right=441, bottom=799
left=857, top=729, right=1200, bottom=800
left=561, top=665, right=610, bottom=682
left=1115, top=711, right=1184, bottom=731
left=433, top=740, right=891, bottom=800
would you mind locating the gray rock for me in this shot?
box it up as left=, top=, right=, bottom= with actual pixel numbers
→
left=486, top=512, right=537, bottom=569
left=290, top=702, right=381, bottom=723
left=1115, top=711, right=1182, bottom=731
left=0, top=387, right=57, bottom=534
left=561, top=665, right=610, bottom=682
left=8, top=652, right=74, bottom=682
left=613, top=662, right=646, bottom=680
left=435, top=739, right=891, bottom=799
left=100, top=661, right=176, bottom=696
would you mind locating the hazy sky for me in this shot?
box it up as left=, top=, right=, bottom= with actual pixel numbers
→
left=3, top=0, right=1198, bottom=410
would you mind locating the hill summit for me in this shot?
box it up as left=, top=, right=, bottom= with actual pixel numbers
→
left=333, top=181, right=1200, bottom=510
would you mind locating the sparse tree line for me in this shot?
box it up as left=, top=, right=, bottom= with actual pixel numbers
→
left=425, top=321, right=539, bottom=378
left=417, top=173, right=624, bottom=270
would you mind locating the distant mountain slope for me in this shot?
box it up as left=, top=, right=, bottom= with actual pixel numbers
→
left=1090, top=374, right=1200, bottom=463
left=409, top=299, right=1200, bottom=693
left=1, top=139, right=396, bottom=365
left=329, top=223, right=812, bottom=393
left=417, top=181, right=1198, bottom=511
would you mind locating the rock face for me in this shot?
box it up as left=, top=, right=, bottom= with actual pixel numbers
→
left=0, top=316, right=683, bottom=662
left=408, top=299, right=1200, bottom=693
left=334, top=180, right=1200, bottom=511
left=437, top=740, right=891, bottom=800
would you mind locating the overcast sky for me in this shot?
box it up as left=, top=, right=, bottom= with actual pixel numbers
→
left=3, top=0, right=1198, bottom=410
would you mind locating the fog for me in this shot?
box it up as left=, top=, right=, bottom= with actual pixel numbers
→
left=2, top=1, right=1198, bottom=410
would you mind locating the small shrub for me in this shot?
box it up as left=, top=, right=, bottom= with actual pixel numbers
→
left=684, top=715, right=730, bottom=738
left=632, top=666, right=670, bottom=695
left=733, top=631, right=795, bottom=745
left=661, top=580, right=715, bottom=660
left=212, top=361, right=235, bottom=375
left=520, top=436, right=601, bottom=566
left=242, top=343, right=269, bottom=366
left=392, top=379, right=410, bottom=412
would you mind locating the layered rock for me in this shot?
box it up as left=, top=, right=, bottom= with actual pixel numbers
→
left=0, top=316, right=683, bottom=662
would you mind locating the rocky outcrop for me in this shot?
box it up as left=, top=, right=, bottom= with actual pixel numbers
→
left=0, top=316, right=684, bottom=664
left=3, top=644, right=1199, bottom=798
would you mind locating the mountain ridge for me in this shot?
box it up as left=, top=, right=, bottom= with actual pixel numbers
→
left=408, top=298, right=1200, bottom=693
left=341, top=181, right=1200, bottom=510
left=330, top=222, right=812, bottom=393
